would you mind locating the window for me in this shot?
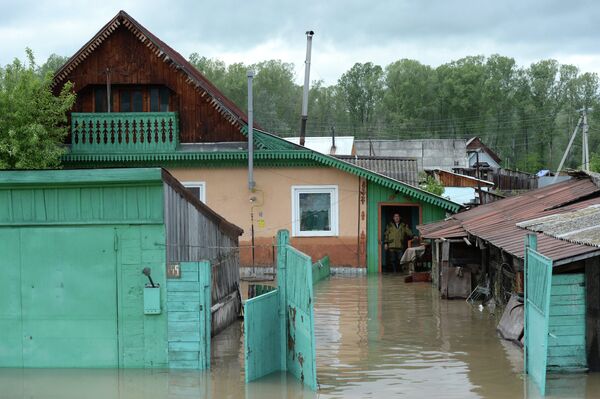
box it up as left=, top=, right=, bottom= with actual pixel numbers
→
left=120, top=89, right=143, bottom=112
left=150, top=87, right=170, bottom=112
left=292, top=186, right=338, bottom=237
left=183, top=182, right=206, bottom=203
left=94, top=87, right=113, bottom=112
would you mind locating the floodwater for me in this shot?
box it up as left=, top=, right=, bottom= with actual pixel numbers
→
left=2, top=275, right=600, bottom=399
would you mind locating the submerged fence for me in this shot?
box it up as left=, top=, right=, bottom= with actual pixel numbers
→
left=244, top=230, right=318, bottom=390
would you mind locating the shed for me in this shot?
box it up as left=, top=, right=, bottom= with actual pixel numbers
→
left=0, top=168, right=242, bottom=368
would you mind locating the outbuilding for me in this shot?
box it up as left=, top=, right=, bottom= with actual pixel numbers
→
left=0, top=168, right=242, bottom=368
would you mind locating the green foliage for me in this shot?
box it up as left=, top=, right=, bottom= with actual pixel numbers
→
left=187, top=52, right=600, bottom=173
left=420, top=174, right=445, bottom=196
left=0, top=49, right=75, bottom=169
left=590, top=153, right=600, bottom=173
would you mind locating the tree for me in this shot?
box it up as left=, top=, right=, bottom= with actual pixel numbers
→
left=338, top=62, right=384, bottom=134
left=420, top=174, right=445, bottom=196
left=0, top=49, right=76, bottom=169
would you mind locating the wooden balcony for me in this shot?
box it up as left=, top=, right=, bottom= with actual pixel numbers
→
left=71, top=112, right=179, bottom=154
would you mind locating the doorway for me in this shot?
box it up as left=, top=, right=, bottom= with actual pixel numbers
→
left=378, top=204, right=421, bottom=273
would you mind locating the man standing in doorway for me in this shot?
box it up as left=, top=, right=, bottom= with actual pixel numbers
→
left=384, top=213, right=413, bottom=273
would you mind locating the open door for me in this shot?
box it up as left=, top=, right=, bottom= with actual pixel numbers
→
left=378, top=204, right=420, bottom=272
left=524, top=234, right=553, bottom=396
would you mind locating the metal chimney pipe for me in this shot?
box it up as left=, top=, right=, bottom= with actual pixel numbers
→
left=247, top=70, right=256, bottom=191
left=300, top=30, right=314, bottom=146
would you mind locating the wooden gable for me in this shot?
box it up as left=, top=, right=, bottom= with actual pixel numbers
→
left=53, top=11, right=248, bottom=144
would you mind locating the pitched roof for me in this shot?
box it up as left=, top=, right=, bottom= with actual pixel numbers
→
left=63, top=129, right=462, bottom=213
left=53, top=10, right=249, bottom=130
left=336, top=155, right=419, bottom=186
left=466, top=137, right=502, bottom=164
left=419, top=175, right=600, bottom=265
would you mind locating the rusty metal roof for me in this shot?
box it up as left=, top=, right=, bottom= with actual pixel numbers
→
left=418, top=175, right=600, bottom=265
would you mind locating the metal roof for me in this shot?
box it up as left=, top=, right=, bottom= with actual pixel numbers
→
left=336, top=155, right=419, bottom=186
left=418, top=176, right=600, bottom=265
left=284, top=136, right=355, bottom=156
left=517, top=205, right=600, bottom=247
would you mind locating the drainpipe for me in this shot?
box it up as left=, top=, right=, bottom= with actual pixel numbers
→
left=300, top=31, right=314, bottom=146
left=247, top=70, right=255, bottom=191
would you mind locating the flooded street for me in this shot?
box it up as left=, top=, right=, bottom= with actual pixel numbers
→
left=2, top=275, right=600, bottom=398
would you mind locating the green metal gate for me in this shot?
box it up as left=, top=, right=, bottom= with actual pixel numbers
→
left=244, top=230, right=317, bottom=390
left=1, top=227, right=119, bottom=368
left=524, top=234, right=553, bottom=396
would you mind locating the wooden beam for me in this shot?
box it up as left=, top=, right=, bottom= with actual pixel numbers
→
left=586, top=256, right=600, bottom=371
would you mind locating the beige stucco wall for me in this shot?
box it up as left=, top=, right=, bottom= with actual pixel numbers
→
left=168, top=166, right=362, bottom=267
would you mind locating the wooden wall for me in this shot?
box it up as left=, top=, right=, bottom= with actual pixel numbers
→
left=59, top=25, right=245, bottom=144
left=163, top=183, right=241, bottom=336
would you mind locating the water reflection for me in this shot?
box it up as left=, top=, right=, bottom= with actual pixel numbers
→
left=2, top=275, right=600, bottom=398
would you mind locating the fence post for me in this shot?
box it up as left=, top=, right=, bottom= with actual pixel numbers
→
left=276, top=229, right=289, bottom=371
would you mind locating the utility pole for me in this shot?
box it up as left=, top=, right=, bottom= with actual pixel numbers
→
left=554, top=112, right=584, bottom=183
left=582, top=108, right=590, bottom=171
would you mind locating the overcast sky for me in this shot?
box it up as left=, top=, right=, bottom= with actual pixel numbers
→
left=1, top=0, right=599, bottom=85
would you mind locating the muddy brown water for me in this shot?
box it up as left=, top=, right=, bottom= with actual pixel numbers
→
left=2, top=275, right=600, bottom=398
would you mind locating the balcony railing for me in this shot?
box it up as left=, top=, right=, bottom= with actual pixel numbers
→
left=71, top=112, right=179, bottom=154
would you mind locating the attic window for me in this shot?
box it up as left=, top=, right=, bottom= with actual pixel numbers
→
left=150, top=87, right=170, bottom=112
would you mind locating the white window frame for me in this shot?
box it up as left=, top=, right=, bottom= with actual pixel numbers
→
left=291, top=185, right=339, bottom=237
left=182, top=181, right=206, bottom=203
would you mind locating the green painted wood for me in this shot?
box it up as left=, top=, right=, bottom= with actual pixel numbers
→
left=71, top=112, right=179, bottom=154
left=244, top=289, right=281, bottom=382
left=167, top=261, right=211, bottom=370
left=116, top=225, right=168, bottom=368
left=524, top=234, right=553, bottom=396
left=0, top=229, right=24, bottom=367
left=312, top=255, right=331, bottom=284
left=547, top=273, right=587, bottom=371
left=0, top=168, right=163, bottom=186
left=366, top=181, right=447, bottom=273
left=20, top=227, right=118, bottom=368
left=244, top=229, right=317, bottom=390
left=0, top=185, right=163, bottom=226
left=284, top=245, right=318, bottom=390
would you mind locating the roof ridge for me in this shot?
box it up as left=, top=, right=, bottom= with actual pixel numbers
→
left=53, top=10, right=250, bottom=129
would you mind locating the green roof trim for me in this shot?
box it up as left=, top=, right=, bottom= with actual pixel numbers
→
left=0, top=168, right=163, bottom=186
left=63, top=151, right=461, bottom=212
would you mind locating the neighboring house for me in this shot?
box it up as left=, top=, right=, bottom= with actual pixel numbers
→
left=354, top=139, right=469, bottom=171
left=54, top=10, right=461, bottom=274
left=284, top=136, right=355, bottom=156
left=427, top=169, right=494, bottom=206
left=466, top=137, right=502, bottom=169
left=419, top=171, right=600, bottom=370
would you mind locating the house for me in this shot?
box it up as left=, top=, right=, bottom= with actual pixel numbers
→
left=0, top=168, right=242, bottom=368
left=466, top=136, right=502, bottom=169
left=427, top=169, right=494, bottom=206
left=53, top=10, right=461, bottom=274
left=418, top=171, right=600, bottom=370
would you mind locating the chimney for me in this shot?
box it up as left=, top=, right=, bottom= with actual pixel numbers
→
left=300, top=30, right=314, bottom=146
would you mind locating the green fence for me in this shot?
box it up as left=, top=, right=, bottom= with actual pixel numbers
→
left=244, top=230, right=317, bottom=390
left=312, top=256, right=331, bottom=285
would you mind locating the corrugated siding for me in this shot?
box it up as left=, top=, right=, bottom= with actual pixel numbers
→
left=548, top=273, right=587, bottom=371
left=163, top=184, right=240, bottom=335
left=366, top=181, right=447, bottom=273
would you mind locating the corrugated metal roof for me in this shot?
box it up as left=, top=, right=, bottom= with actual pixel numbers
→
left=418, top=176, right=600, bottom=264
left=336, top=155, right=419, bottom=186
left=517, top=205, right=600, bottom=247
left=284, top=136, right=354, bottom=156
